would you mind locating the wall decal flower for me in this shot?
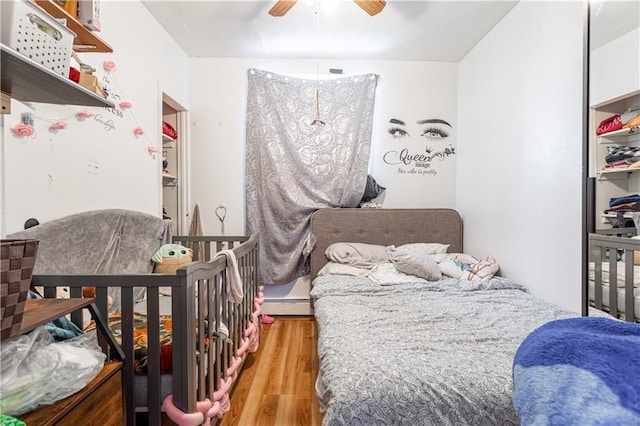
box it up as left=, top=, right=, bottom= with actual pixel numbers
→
left=49, top=121, right=69, bottom=131
left=76, top=111, right=95, bottom=120
left=133, top=126, right=145, bottom=136
left=11, top=124, right=35, bottom=137
left=103, top=60, right=117, bottom=72
left=119, top=101, right=132, bottom=109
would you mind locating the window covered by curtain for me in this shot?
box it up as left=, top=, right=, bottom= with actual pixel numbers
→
left=245, top=68, right=379, bottom=285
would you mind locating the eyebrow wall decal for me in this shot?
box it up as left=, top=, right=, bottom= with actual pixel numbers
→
left=389, top=118, right=406, bottom=126
left=417, top=119, right=452, bottom=127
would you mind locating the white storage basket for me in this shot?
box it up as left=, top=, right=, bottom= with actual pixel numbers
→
left=1, top=0, right=76, bottom=77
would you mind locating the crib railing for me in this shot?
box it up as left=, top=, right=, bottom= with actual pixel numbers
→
left=589, top=232, right=638, bottom=322
left=173, top=235, right=249, bottom=261
left=31, top=233, right=260, bottom=425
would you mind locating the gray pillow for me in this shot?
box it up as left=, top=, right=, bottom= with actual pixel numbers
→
left=389, top=248, right=442, bottom=281
left=325, top=242, right=389, bottom=268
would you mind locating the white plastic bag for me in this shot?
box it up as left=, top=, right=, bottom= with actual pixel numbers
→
left=0, top=326, right=106, bottom=416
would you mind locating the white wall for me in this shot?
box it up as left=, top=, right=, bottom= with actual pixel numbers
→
left=457, top=1, right=585, bottom=312
left=590, top=26, right=640, bottom=107
left=189, top=58, right=458, bottom=307
left=1, top=1, right=189, bottom=235
left=189, top=58, right=458, bottom=235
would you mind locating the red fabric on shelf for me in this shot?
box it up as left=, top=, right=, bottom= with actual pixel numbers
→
left=596, top=114, right=623, bottom=135
left=162, top=121, right=178, bottom=139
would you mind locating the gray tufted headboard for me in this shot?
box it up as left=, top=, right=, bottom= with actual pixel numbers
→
left=309, top=208, right=463, bottom=280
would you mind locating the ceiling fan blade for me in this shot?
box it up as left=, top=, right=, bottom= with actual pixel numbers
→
left=269, top=0, right=298, bottom=17
left=353, top=0, right=386, bottom=16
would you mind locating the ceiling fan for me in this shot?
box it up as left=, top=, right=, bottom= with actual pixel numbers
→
left=268, top=0, right=387, bottom=17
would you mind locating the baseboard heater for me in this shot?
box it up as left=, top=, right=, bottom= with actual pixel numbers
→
left=261, top=298, right=313, bottom=316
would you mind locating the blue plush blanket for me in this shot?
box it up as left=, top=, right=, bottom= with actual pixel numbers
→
left=513, top=317, right=640, bottom=425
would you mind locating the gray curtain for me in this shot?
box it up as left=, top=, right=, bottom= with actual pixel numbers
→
left=245, top=68, right=379, bottom=285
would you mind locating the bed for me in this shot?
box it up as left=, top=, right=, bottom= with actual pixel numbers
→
left=588, top=232, right=640, bottom=322
left=7, top=210, right=262, bottom=425
left=308, top=208, right=582, bottom=425
left=509, top=232, right=640, bottom=424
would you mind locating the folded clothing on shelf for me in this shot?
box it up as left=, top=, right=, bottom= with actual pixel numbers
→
left=610, top=194, right=640, bottom=207
left=625, top=115, right=640, bottom=129
left=621, top=106, right=640, bottom=125
left=162, top=121, right=178, bottom=140
left=596, top=114, right=623, bottom=135
left=604, top=145, right=640, bottom=168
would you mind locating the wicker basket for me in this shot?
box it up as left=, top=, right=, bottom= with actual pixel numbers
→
left=1, top=239, right=39, bottom=340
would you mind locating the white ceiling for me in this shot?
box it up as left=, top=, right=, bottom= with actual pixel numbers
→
left=590, top=0, right=640, bottom=50
left=141, top=0, right=519, bottom=61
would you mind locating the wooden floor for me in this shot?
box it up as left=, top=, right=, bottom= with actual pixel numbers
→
left=219, top=316, right=323, bottom=426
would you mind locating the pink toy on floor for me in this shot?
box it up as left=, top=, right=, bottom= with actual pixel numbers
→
left=162, top=395, right=220, bottom=426
left=161, top=284, right=267, bottom=426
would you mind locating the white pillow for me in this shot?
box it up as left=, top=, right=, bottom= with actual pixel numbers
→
left=389, top=248, right=442, bottom=281
left=466, top=256, right=500, bottom=283
left=448, top=253, right=480, bottom=265
left=324, top=242, right=390, bottom=268
left=368, top=263, right=429, bottom=285
left=317, top=262, right=371, bottom=277
left=394, top=243, right=450, bottom=255
left=439, top=259, right=462, bottom=278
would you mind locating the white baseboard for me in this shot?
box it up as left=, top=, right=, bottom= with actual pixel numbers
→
left=261, top=298, right=313, bottom=316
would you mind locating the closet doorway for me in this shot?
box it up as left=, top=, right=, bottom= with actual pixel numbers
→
left=160, top=92, right=190, bottom=234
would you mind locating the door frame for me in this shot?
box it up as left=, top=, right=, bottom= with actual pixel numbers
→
left=160, top=91, right=190, bottom=234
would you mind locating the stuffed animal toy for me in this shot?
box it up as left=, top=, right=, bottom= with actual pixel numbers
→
left=82, top=286, right=113, bottom=308
left=152, top=243, right=193, bottom=274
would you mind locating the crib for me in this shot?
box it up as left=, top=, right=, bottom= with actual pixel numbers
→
left=30, top=233, right=262, bottom=425
left=588, top=230, right=639, bottom=322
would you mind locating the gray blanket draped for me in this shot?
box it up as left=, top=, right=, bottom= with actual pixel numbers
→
left=245, top=68, right=378, bottom=285
left=7, top=209, right=170, bottom=311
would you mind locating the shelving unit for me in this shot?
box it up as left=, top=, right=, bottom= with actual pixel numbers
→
left=597, top=126, right=640, bottom=143
left=159, top=93, right=188, bottom=233
left=1, top=0, right=114, bottom=108
left=163, top=172, right=178, bottom=186
left=1, top=44, right=114, bottom=107
left=162, top=99, right=179, bottom=228
left=163, top=133, right=176, bottom=149
left=591, top=93, right=640, bottom=227
left=597, top=167, right=640, bottom=180
left=33, top=0, right=113, bottom=53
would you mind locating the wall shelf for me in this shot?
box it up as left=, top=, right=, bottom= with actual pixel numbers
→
left=1, top=44, right=114, bottom=107
left=598, top=126, right=640, bottom=143
left=163, top=134, right=176, bottom=148
left=33, top=0, right=112, bottom=53
left=163, top=173, right=177, bottom=186
left=597, top=167, right=640, bottom=180
left=602, top=212, right=635, bottom=219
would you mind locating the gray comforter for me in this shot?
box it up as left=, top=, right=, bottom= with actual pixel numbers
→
left=310, top=275, right=578, bottom=425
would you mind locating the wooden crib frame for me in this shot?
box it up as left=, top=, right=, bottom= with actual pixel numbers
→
left=31, top=234, right=260, bottom=425
left=588, top=231, right=639, bottom=322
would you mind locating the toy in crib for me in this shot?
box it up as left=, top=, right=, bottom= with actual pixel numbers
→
left=152, top=244, right=193, bottom=274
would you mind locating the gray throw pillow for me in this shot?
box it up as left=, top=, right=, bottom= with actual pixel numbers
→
left=389, top=248, right=442, bottom=281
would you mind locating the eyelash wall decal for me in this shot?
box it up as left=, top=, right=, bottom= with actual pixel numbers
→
left=388, top=127, right=409, bottom=138
left=421, top=127, right=449, bottom=141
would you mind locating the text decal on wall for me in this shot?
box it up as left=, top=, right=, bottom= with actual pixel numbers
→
left=382, top=117, right=455, bottom=176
